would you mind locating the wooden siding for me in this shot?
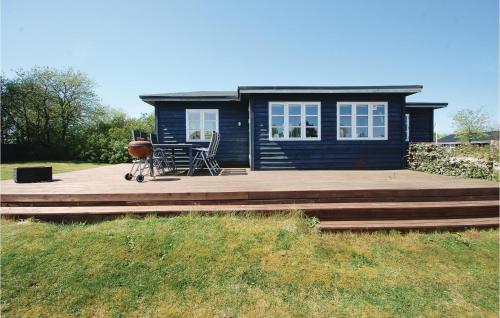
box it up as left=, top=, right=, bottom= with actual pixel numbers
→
left=156, top=101, right=249, bottom=166
left=251, top=93, right=407, bottom=170
left=406, top=108, right=434, bottom=142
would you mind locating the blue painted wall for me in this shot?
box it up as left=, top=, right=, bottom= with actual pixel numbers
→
left=153, top=94, right=431, bottom=170
left=406, top=108, right=434, bottom=142
left=250, top=93, right=407, bottom=170
left=156, top=101, right=249, bottom=166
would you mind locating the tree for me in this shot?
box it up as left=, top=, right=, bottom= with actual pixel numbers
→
left=1, top=67, right=98, bottom=149
left=1, top=66, right=153, bottom=163
left=452, top=107, right=491, bottom=143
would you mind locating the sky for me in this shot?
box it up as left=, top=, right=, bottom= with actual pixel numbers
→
left=2, top=0, right=498, bottom=134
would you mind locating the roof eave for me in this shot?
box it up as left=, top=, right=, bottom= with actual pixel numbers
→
left=406, top=102, right=448, bottom=109
left=139, top=96, right=239, bottom=105
left=238, top=85, right=423, bottom=95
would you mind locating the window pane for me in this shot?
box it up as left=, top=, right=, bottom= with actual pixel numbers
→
left=339, top=104, right=352, bottom=115
left=373, top=105, right=385, bottom=115
left=204, top=130, right=213, bottom=140
left=339, top=116, right=352, bottom=127
left=306, top=105, right=318, bottom=115
left=189, top=112, right=201, bottom=121
left=189, top=121, right=200, bottom=130
left=373, top=116, right=385, bottom=126
left=340, top=127, right=352, bottom=138
left=306, top=116, right=318, bottom=126
left=289, top=127, right=301, bottom=138
left=289, top=116, right=301, bottom=126
left=189, top=130, right=201, bottom=140
left=271, top=104, right=284, bottom=115
left=272, top=116, right=284, bottom=126
left=204, top=112, right=216, bottom=121
left=289, top=105, right=301, bottom=115
left=356, top=127, right=369, bottom=138
left=356, top=105, right=368, bottom=115
left=205, top=120, right=216, bottom=131
left=272, top=127, right=284, bottom=138
left=373, top=127, right=385, bottom=138
left=356, top=116, right=368, bottom=126
left=306, top=127, right=318, bottom=138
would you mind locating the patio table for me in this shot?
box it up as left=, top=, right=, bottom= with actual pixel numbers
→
left=151, top=143, right=200, bottom=176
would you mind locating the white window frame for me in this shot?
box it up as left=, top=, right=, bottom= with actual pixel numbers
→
left=336, top=102, right=388, bottom=141
left=268, top=102, right=321, bottom=141
left=185, top=109, right=219, bottom=142
left=405, top=113, right=410, bottom=142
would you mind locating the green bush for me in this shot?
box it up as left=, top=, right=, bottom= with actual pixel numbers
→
left=408, top=143, right=498, bottom=181
left=76, top=107, right=154, bottom=164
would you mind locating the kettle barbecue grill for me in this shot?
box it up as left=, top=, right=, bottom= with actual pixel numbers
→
left=125, top=140, right=153, bottom=182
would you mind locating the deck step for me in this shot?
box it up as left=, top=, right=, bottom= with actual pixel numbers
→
left=318, top=217, right=500, bottom=231
left=2, top=200, right=498, bottom=221
left=2, top=187, right=499, bottom=207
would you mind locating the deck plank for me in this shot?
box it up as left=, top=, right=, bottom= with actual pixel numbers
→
left=2, top=200, right=498, bottom=216
left=318, top=217, right=500, bottom=231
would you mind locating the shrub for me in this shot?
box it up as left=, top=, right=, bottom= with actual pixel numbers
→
left=76, top=107, right=154, bottom=164
left=408, top=143, right=498, bottom=181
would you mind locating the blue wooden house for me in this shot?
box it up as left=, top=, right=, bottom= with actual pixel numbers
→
left=140, top=86, right=447, bottom=170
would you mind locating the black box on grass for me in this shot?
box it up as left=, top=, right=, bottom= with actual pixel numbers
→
left=13, top=166, right=52, bottom=183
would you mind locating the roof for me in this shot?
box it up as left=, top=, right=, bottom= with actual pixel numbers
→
left=406, top=102, right=448, bottom=109
left=438, top=131, right=499, bottom=144
left=140, top=85, right=423, bottom=105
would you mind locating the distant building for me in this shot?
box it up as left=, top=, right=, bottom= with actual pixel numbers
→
left=438, top=131, right=499, bottom=146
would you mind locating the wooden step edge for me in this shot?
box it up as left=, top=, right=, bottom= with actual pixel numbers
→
left=2, top=200, right=499, bottom=212
left=2, top=187, right=498, bottom=203
left=317, top=217, right=500, bottom=232
left=2, top=200, right=498, bottom=217
left=3, top=195, right=500, bottom=207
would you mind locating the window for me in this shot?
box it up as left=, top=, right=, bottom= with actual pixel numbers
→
left=269, top=102, right=321, bottom=140
left=405, top=113, right=410, bottom=141
left=186, top=109, right=219, bottom=142
left=337, top=102, right=388, bottom=140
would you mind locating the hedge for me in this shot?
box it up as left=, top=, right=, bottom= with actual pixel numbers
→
left=408, top=143, right=498, bottom=181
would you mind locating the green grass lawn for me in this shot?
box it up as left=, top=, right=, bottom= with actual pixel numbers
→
left=1, top=214, right=498, bottom=317
left=1, top=161, right=107, bottom=180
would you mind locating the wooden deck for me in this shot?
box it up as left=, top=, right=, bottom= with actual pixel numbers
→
left=1, top=164, right=499, bottom=231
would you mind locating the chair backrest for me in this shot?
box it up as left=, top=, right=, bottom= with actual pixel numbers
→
left=132, top=130, right=149, bottom=141
left=150, top=133, right=158, bottom=144
left=208, top=131, right=220, bottom=158
left=132, top=130, right=142, bottom=141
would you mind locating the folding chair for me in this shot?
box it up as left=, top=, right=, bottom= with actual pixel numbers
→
left=149, top=133, right=175, bottom=175
left=131, top=130, right=147, bottom=141
left=188, top=131, right=221, bottom=176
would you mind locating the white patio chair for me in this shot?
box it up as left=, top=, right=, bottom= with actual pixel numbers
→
left=188, top=131, right=221, bottom=176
